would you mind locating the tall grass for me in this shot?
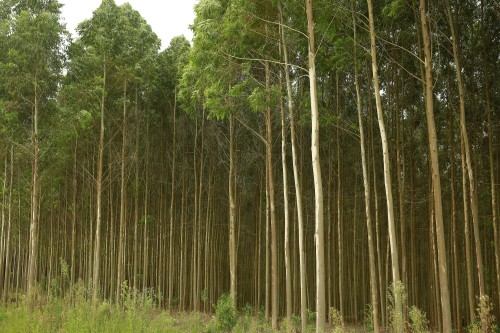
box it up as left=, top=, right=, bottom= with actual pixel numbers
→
left=0, top=280, right=206, bottom=333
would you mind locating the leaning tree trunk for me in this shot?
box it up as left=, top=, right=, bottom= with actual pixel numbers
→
left=353, top=13, right=380, bottom=333
left=366, top=1, right=402, bottom=329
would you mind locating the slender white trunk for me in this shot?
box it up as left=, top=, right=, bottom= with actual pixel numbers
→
left=366, top=1, right=402, bottom=329
left=305, top=1, right=325, bottom=331
left=353, top=13, right=380, bottom=333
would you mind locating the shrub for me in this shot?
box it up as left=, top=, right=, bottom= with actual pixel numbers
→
left=387, top=281, right=406, bottom=333
left=330, top=308, right=345, bottom=333
left=408, top=306, right=429, bottom=333
left=467, top=295, right=498, bottom=333
left=214, top=293, right=237, bottom=332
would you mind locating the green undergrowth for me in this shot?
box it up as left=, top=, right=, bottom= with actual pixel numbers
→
left=0, top=280, right=209, bottom=333
left=0, top=283, right=295, bottom=333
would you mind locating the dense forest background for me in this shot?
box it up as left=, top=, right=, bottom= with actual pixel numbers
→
left=0, top=0, right=499, bottom=332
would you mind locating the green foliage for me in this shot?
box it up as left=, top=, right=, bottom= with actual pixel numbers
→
left=0, top=281, right=194, bottom=333
left=330, top=308, right=345, bottom=333
left=214, top=293, right=237, bottom=332
left=362, top=304, right=374, bottom=333
left=139, top=214, right=156, bottom=226
left=408, top=306, right=429, bottom=333
left=387, top=281, right=406, bottom=333
left=467, top=295, right=498, bottom=333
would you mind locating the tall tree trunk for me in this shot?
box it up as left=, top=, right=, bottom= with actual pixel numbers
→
left=278, top=19, right=292, bottom=318
left=28, top=79, right=40, bottom=296
left=305, top=1, right=326, bottom=331
left=2, top=147, right=13, bottom=303
left=0, top=150, right=7, bottom=293
left=71, top=141, right=77, bottom=286
left=229, top=115, right=237, bottom=307
left=445, top=0, right=486, bottom=304
left=480, top=0, right=500, bottom=308
left=484, top=40, right=500, bottom=314
left=354, top=14, right=380, bottom=333
left=116, top=80, right=127, bottom=301
left=419, top=1, right=452, bottom=331
left=280, top=9, right=308, bottom=331
left=264, top=60, right=278, bottom=330
left=168, top=91, right=177, bottom=310
left=93, top=63, right=106, bottom=304
left=133, top=87, right=139, bottom=291
left=366, top=1, right=402, bottom=328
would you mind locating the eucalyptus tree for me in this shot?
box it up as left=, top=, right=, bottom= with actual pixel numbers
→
left=0, top=0, right=66, bottom=295
left=181, top=0, right=278, bottom=314
left=418, top=1, right=452, bottom=331
left=305, top=1, right=326, bottom=331
left=366, top=0, right=402, bottom=328
left=156, top=35, right=191, bottom=309
left=64, top=0, right=160, bottom=302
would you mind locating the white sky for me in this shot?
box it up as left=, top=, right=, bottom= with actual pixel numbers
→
left=59, top=0, right=198, bottom=49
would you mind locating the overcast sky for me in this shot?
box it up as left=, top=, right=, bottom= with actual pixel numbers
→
left=59, top=0, right=198, bottom=49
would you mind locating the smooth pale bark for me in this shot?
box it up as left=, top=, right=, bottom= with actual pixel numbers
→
left=0, top=152, right=7, bottom=292
left=229, top=115, right=237, bottom=307
left=447, top=98, right=461, bottom=330
left=305, top=1, right=326, bottom=331
left=93, top=63, right=106, bottom=304
left=277, top=11, right=292, bottom=318
left=133, top=88, right=139, bottom=291
left=2, top=147, right=13, bottom=303
left=280, top=9, right=307, bottom=331
left=336, top=73, right=344, bottom=322
left=116, top=80, right=127, bottom=301
left=195, top=116, right=205, bottom=311
left=279, top=66, right=292, bottom=320
left=192, top=118, right=199, bottom=310
left=142, top=121, right=150, bottom=296
left=419, top=1, right=452, bottom=331
left=71, top=141, right=77, bottom=286
left=366, top=1, right=402, bottom=327
left=168, top=91, right=177, bottom=309
left=461, top=136, right=475, bottom=320
left=353, top=14, right=380, bottom=333
left=27, top=79, right=41, bottom=296
left=265, top=160, right=270, bottom=320
left=264, top=61, right=278, bottom=330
